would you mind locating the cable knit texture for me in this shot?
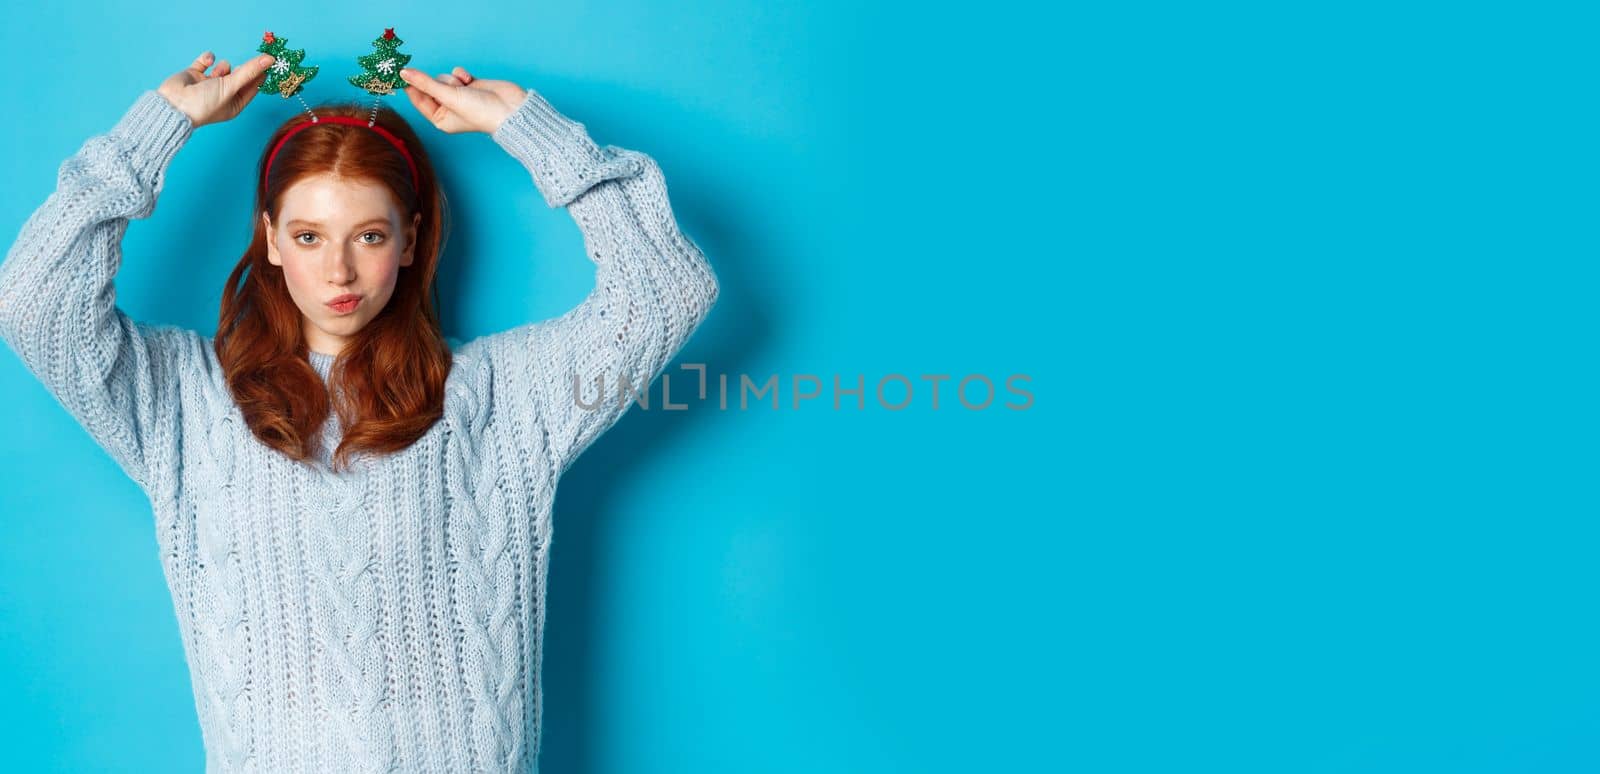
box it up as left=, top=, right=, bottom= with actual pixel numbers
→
left=0, top=87, right=718, bottom=773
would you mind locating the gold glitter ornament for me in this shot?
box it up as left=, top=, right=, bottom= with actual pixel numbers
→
left=276, top=71, right=308, bottom=98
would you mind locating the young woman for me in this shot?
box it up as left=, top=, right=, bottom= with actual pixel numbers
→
left=0, top=50, right=718, bottom=772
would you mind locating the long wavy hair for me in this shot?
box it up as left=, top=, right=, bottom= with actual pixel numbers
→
left=214, top=101, right=452, bottom=473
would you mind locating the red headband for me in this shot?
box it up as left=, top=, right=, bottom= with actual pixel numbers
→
left=262, top=116, right=420, bottom=196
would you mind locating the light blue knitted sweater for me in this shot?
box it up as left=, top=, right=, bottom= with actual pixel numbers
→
left=0, top=87, right=718, bottom=772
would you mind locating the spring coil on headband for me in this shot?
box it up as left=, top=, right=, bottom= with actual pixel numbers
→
left=261, top=115, right=420, bottom=197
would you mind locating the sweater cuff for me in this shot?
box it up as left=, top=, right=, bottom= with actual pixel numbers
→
left=109, top=90, right=194, bottom=194
left=490, top=87, right=644, bottom=208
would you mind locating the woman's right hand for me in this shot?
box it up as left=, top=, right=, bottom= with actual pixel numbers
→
left=157, top=51, right=278, bottom=128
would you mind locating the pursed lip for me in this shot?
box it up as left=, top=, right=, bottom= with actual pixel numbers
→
left=326, top=293, right=362, bottom=312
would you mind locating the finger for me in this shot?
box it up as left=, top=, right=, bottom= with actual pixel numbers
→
left=223, top=54, right=275, bottom=91
left=403, top=78, right=444, bottom=120
left=188, top=51, right=215, bottom=75
left=234, top=81, right=261, bottom=112
left=212, top=59, right=231, bottom=79
left=222, top=86, right=252, bottom=121
left=452, top=66, right=473, bottom=84
left=400, top=68, right=460, bottom=108
left=438, top=72, right=464, bottom=87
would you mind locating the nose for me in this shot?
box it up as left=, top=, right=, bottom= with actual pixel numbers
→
left=324, top=243, right=356, bottom=284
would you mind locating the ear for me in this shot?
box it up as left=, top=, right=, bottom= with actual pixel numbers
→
left=401, top=212, right=420, bottom=267
left=262, top=211, right=282, bottom=267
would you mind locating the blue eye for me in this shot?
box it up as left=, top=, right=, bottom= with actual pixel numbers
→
left=291, top=232, right=386, bottom=246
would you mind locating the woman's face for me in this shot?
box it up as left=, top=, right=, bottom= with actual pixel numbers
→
left=263, top=173, right=421, bottom=356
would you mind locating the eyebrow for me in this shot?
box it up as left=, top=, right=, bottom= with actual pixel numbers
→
left=285, top=218, right=392, bottom=230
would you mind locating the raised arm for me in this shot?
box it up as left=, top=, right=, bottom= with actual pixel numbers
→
left=0, top=90, right=201, bottom=493
left=476, top=87, right=719, bottom=474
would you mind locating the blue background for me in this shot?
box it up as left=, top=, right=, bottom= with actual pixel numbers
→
left=0, top=1, right=1594, bottom=772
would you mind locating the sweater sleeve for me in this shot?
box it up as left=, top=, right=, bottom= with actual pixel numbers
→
left=0, top=89, right=196, bottom=493
left=474, top=87, right=719, bottom=475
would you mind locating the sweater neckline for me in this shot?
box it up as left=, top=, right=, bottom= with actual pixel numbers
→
left=307, top=350, right=336, bottom=381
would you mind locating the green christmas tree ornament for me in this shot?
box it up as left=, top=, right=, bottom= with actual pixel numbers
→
left=256, top=30, right=319, bottom=98
left=348, top=27, right=410, bottom=96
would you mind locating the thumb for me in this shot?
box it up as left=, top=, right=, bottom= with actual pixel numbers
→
left=400, top=68, right=459, bottom=106
left=224, top=54, right=275, bottom=90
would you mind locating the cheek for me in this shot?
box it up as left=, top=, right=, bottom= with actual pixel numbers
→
left=275, top=256, right=328, bottom=309
left=369, top=252, right=405, bottom=288
left=280, top=258, right=318, bottom=295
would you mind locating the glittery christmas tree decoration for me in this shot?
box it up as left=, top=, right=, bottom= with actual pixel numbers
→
left=348, top=28, right=410, bottom=96
left=256, top=30, right=319, bottom=98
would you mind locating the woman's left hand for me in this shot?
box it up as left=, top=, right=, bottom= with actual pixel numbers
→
left=398, top=66, right=527, bottom=135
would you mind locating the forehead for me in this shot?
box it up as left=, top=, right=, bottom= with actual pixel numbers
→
left=277, top=173, right=400, bottom=224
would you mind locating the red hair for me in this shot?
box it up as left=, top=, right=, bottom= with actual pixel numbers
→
left=214, top=101, right=452, bottom=473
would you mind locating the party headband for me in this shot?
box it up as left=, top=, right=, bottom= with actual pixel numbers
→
left=256, top=28, right=419, bottom=194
